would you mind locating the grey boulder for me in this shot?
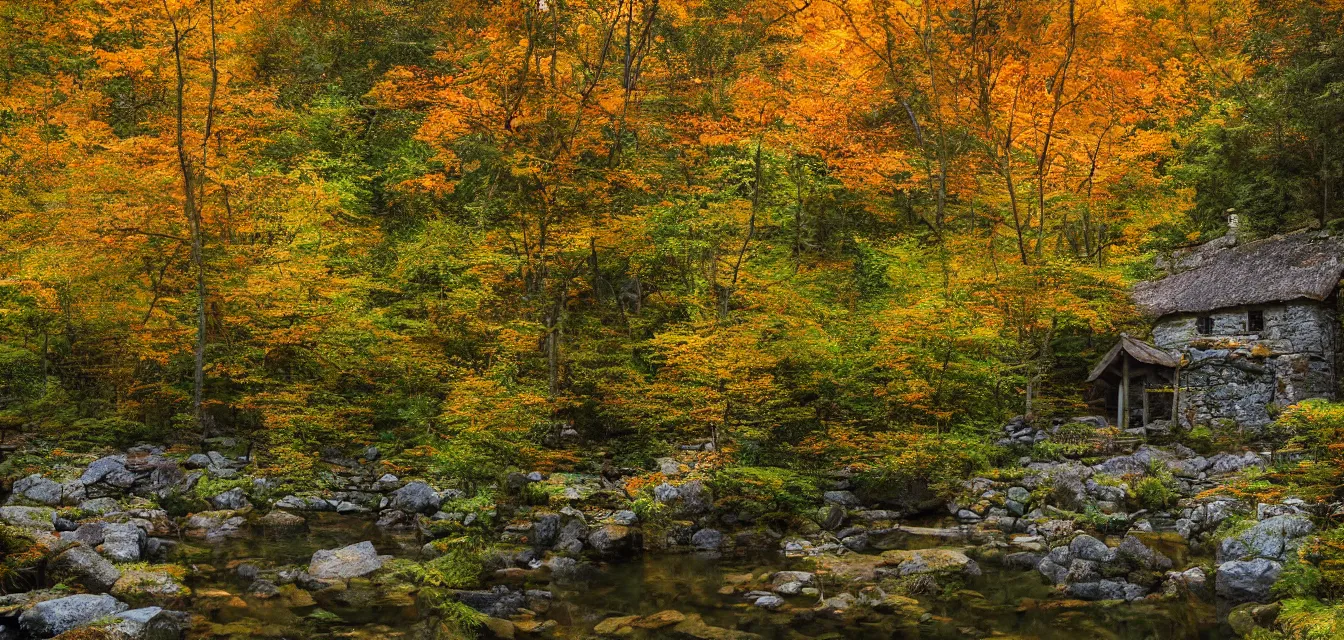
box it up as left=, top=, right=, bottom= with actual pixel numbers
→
left=18, top=594, right=128, bottom=637
left=309, top=541, right=388, bottom=580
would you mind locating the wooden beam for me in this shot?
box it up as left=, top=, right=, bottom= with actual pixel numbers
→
left=1121, top=354, right=1130, bottom=430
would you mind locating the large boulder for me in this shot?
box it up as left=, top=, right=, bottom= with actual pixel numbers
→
left=81, top=456, right=137, bottom=489
left=389, top=482, right=440, bottom=515
left=1216, top=558, right=1282, bottom=604
left=7, top=475, right=62, bottom=506
left=587, top=524, right=640, bottom=557
left=880, top=549, right=981, bottom=577
left=309, top=541, right=388, bottom=580
left=50, top=545, right=121, bottom=593
left=18, top=594, right=128, bottom=637
left=690, top=528, right=724, bottom=551
left=1217, top=515, right=1314, bottom=563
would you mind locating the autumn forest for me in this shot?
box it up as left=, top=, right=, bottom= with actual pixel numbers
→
left=1, top=0, right=1344, bottom=637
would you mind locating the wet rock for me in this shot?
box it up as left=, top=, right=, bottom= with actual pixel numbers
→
left=375, top=509, right=417, bottom=529
left=691, top=528, right=724, bottom=551
left=1063, top=579, right=1127, bottom=601
left=61, top=522, right=106, bottom=547
left=182, top=511, right=245, bottom=541
left=99, top=523, right=146, bottom=563
left=677, top=481, right=712, bottom=514
left=455, top=585, right=525, bottom=618
left=1117, top=535, right=1172, bottom=571
left=1069, top=535, right=1115, bottom=563
left=587, top=524, right=640, bottom=557
left=611, top=510, right=638, bottom=526
left=671, top=613, right=762, bottom=640
left=389, top=482, right=440, bottom=515
left=258, top=510, right=306, bottom=528
left=1164, top=567, right=1209, bottom=599
left=208, top=488, right=249, bottom=511
left=753, top=594, right=784, bottom=609
left=49, top=545, right=121, bottom=594
left=770, top=571, right=815, bottom=585
left=18, top=593, right=128, bottom=637
left=248, top=579, right=280, bottom=599
left=104, top=606, right=191, bottom=640
left=1216, top=558, right=1282, bottom=604
left=554, top=519, right=587, bottom=555
left=1003, top=552, right=1043, bottom=571
left=8, top=475, right=62, bottom=506
left=111, top=567, right=190, bottom=606
left=594, top=615, right=640, bottom=636
left=881, top=549, right=980, bottom=577
left=309, top=541, right=388, bottom=580
left=1227, top=602, right=1281, bottom=637
left=0, top=506, right=54, bottom=531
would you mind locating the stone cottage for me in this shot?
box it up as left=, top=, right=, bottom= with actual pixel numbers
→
left=1094, top=228, right=1344, bottom=430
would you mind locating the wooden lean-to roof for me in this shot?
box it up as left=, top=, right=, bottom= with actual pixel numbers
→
left=1087, top=334, right=1181, bottom=383
left=1133, top=229, right=1344, bottom=317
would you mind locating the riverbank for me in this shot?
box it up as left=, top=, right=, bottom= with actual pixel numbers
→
left=0, top=416, right=1335, bottom=639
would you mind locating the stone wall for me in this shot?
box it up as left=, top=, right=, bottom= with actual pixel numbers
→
left=1150, top=299, right=1338, bottom=430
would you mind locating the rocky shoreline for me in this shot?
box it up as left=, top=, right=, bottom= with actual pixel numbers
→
left=0, top=419, right=1325, bottom=639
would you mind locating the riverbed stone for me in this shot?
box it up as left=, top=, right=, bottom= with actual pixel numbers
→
left=50, top=545, right=121, bottom=594
left=691, top=528, right=724, bottom=551
left=881, top=549, right=980, bottom=577
left=309, top=541, right=388, bottom=579
left=1217, top=514, right=1314, bottom=563
left=258, top=510, right=306, bottom=528
left=1069, top=534, right=1115, bottom=562
left=104, top=606, right=191, bottom=640
left=111, top=567, right=190, bottom=606
left=182, top=510, right=246, bottom=540
left=18, top=593, right=128, bottom=637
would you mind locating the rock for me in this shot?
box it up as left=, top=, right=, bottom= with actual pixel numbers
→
left=611, top=510, right=638, bottom=526
left=652, top=483, right=679, bottom=503
left=633, top=610, right=685, bottom=629
left=8, top=475, right=62, bottom=506
left=691, top=528, right=724, bottom=551
left=770, top=571, right=815, bottom=585
left=553, top=519, right=586, bottom=555
left=1116, top=535, right=1172, bottom=570
left=1227, top=602, right=1281, bottom=637
left=77, top=498, right=121, bottom=516
left=104, top=607, right=191, bottom=640
left=671, top=613, right=761, bottom=640
left=99, top=523, right=145, bottom=563
left=375, top=509, right=417, bottom=528
left=1069, top=535, right=1115, bottom=563
left=1064, top=579, right=1128, bottom=601
left=258, top=510, right=306, bottom=528
left=823, top=490, right=860, bottom=506
left=111, top=568, right=190, bottom=606
left=482, top=617, right=516, bottom=639
left=677, top=480, right=712, bottom=514
left=587, top=524, right=640, bottom=556
left=183, top=454, right=211, bottom=469
left=62, top=522, right=106, bottom=547
left=455, top=585, right=525, bottom=618
left=309, top=541, right=388, bottom=580
left=363, top=446, right=380, bottom=461
left=656, top=457, right=683, bottom=476
left=1007, top=486, right=1031, bottom=504
left=753, top=594, right=784, bottom=609
left=209, top=488, right=250, bottom=510
left=1049, top=465, right=1092, bottom=511
left=1164, top=567, right=1209, bottom=599
left=182, top=511, right=245, bottom=540
left=388, top=482, right=440, bottom=515
left=0, top=506, right=54, bottom=531
left=593, top=615, right=640, bottom=636
left=532, top=513, right=560, bottom=547
left=81, top=456, right=134, bottom=487
left=1216, top=558, right=1282, bottom=604
left=248, top=579, right=280, bottom=599
left=881, top=549, right=980, bottom=577
left=50, top=545, right=122, bottom=593
left=1218, top=514, right=1314, bottom=563
left=18, top=594, right=128, bottom=637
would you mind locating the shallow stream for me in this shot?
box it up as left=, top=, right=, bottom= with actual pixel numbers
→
left=173, top=514, right=1225, bottom=639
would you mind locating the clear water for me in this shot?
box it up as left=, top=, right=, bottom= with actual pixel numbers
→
left=173, top=514, right=1227, bottom=639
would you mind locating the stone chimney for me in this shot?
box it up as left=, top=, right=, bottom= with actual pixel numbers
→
left=1227, top=209, right=1240, bottom=244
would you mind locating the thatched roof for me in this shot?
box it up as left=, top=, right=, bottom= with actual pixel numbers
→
left=1087, top=334, right=1181, bottom=382
left=1133, top=230, right=1344, bottom=317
